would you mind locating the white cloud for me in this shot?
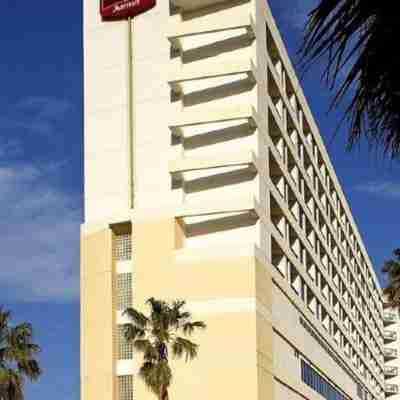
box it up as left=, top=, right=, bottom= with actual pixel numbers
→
left=355, top=181, right=400, bottom=199
left=0, top=163, right=81, bottom=302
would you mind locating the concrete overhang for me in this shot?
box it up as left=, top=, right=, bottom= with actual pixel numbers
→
left=169, top=150, right=258, bottom=175
left=168, top=58, right=258, bottom=94
left=167, top=13, right=255, bottom=50
left=170, top=0, right=248, bottom=13
left=169, top=104, right=260, bottom=132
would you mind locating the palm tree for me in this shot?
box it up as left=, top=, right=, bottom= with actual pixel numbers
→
left=0, top=308, right=41, bottom=400
left=123, top=298, right=206, bottom=400
left=383, top=249, right=400, bottom=307
left=300, top=1, right=400, bottom=158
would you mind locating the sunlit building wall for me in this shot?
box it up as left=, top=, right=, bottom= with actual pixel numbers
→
left=81, top=1, right=394, bottom=400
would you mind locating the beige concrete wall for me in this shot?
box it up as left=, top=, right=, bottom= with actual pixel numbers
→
left=83, top=0, right=272, bottom=395
left=272, top=281, right=359, bottom=400
left=134, top=216, right=259, bottom=303
left=131, top=216, right=273, bottom=400
left=82, top=0, right=387, bottom=399
left=274, top=381, right=307, bottom=400
left=81, top=228, right=115, bottom=400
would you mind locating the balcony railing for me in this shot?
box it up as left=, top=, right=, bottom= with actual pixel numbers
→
left=384, top=366, right=399, bottom=377
left=384, top=330, right=398, bottom=342
left=384, top=311, right=397, bottom=324
left=385, top=384, right=399, bottom=395
left=384, top=348, right=398, bottom=359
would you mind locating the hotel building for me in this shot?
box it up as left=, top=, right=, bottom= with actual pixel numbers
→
left=81, top=1, right=399, bottom=400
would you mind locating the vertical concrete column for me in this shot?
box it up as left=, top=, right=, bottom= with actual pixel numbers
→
left=81, top=227, right=115, bottom=400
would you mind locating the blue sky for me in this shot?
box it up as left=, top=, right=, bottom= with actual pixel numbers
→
left=0, top=2, right=81, bottom=399
left=0, top=1, right=398, bottom=400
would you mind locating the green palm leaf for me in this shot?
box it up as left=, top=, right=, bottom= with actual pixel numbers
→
left=382, top=249, right=400, bottom=306
left=124, top=298, right=206, bottom=400
left=172, top=337, right=198, bottom=362
left=182, top=321, right=206, bottom=336
left=123, top=323, right=146, bottom=342
left=0, top=309, right=41, bottom=400
left=301, top=1, right=400, bottom=158
left=123, top=308, right=149, bottom=329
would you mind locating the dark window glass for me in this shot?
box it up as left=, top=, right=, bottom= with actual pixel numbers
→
left=301, top=360, right=348, bottom=400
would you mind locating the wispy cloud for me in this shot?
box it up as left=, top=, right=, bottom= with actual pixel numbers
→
left=355, top=181, right=400, bottom=199
left=0, top=162, right=81, bottom=302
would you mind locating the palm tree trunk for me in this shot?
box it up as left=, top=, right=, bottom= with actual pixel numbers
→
left=159, top=385, right=168, bottom=400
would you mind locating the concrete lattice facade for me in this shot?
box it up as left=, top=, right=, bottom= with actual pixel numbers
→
left=81, top=1, right=398, bottom=400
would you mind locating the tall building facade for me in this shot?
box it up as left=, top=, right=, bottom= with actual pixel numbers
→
left=81, top=1, right=398, bottom=400
left=383, top=300, right=400, bottom=399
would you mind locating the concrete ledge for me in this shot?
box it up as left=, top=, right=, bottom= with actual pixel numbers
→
left=169, top=58, right=257, bottom=93
left=170, top=0, right=238, bottom=12
left=167, top=12, right=255, bottom=42
left=169, top=150, right=257, bottom=174
left=169, top=104, right=258, bottom=129
left=176, top=195, right=257, bottom=218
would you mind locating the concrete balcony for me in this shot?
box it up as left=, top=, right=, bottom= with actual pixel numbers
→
left=169, top=150, right=258, bottom=175
left=168, top=59, right=257, bottom=95
left=384, top=330, right=398, bottom=342
left=385, top=384, right=399, bottom=395
left=384, top=348, right=398, bottom=359
left=384, top=311, right=397, bottom=325
left=171, top=0, right=228, bottom=12
left=168, top=11, right=255, bottom=49
left=384, top=366, right=399, bottom=378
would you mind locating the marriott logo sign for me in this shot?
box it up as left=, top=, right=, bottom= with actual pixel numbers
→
left=100, top=0, right=156, bottom=20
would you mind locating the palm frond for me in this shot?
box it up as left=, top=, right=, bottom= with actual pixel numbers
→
left=139, top=360, right=172, bottom=397
left=123, top=308, right=149, bottom=329
left=383, top=249, right=400, bottom=307
left=132, top=339, right=158, bottom=361
left=0, top=309, right=12, bottom=333
left=6, top=324, right=40, bottom=363
left=17, top=360, right=41, bottom=381
left=146, top=298, right=165, bottom=317
left=0, top=309, right=41, bottom=400
left=138, top=362, right=158, bottom=395
left=0, top=369, right=24, bottom=400
left=169, top=300, right=192, bottom=331
left=132, top=298, right=205, bottom=399
left=172, top=337, right=198, bottom=362
left=123, top=324, right=146, bottom=342
left=146, top=298, right=171, bottom=336
left=170, top=300, right=188, bottom=320
left=182, top=321, right=207, bottom=336
left=301, top=1, right=400, bottom=158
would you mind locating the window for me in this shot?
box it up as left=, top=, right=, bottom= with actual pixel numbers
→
left=301, top=359, right=347, bottom=400
left=116, top=273, right=133, bottom=311
left=357, top=383, right=370, bottom=400
left=118, top=375, right=133, bottom=400
left=114, top=234, right=132, bottom=261
left=117, top=325, right=133, bottom=360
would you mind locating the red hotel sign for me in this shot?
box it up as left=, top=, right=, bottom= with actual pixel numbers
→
left=100, top=0, right=156, bottom=20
